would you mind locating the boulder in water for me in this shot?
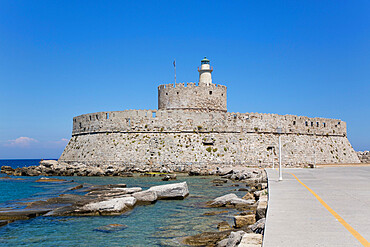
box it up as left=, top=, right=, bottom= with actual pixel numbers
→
left=132, top=190, right=158, bottom=204
left=81, top=197, right=137, bottom=215
left=182, top=230, right=232, bottom=246
left=209, top=194, right=255, bottom=208
left=0, top=209, right=51, bottom=221
left=148, top=182, right=189, bottom=200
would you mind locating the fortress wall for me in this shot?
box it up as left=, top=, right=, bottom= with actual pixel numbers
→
left=62, top=110, right=360, bottom=166
left=59, top=131, right=359, bottom=166
left=158, top=83, right=227, bottom=112
left=72, top=110, right=347, bottom=137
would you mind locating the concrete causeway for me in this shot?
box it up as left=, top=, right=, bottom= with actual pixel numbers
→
left=264, top=167, right=370, bottom=247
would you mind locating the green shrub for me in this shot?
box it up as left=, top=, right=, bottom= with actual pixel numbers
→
left=206, top=147, right=212, bottom=152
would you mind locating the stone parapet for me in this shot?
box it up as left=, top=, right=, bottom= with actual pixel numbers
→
left=72, top=110, right=347, bottom=137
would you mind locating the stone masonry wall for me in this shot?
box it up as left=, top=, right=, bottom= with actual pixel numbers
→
left=71, top=110, right=347, bottom=137
left=59, top=131, right=359, bottom=166
left=158, top=83, right=227, bottom=112
left=59, top=110, right=360, bottom=166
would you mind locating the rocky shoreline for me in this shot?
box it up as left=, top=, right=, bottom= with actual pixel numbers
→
left=0, top=180, right=189, bottom=223
left=1, top=159, right=272, bottom=177
left=1, top=160, right=269, bottom=247
left=182, top=169, right=267, bottom=247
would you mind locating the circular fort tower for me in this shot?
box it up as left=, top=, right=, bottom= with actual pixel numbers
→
left=158, top=57, right=227, bottom=112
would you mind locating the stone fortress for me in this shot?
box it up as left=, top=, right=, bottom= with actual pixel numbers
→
left=59, top=57, right=360, bottom=169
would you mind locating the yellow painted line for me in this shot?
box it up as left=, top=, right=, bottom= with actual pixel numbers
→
left=289, top=172, right=370, bottom=247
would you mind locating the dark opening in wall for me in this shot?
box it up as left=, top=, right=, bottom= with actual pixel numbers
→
left=96, top=115, right=98, bottom=120
left=221, top=93, right=224, bottom=96
left=338, top=121, right=341, bottom=125
left=106, top=113, right=109, bottom=119
left=177, top=92, right=179, bottom=95
left=311, top=122, right=314, bottom=127
left=293, top=121, right=296, bottom=125
left=202, top=138, right=215, bottom=146
left=152, top=112, right=156, bottom=118
left=209, top=91, right=212, bottom=95
left=317, top=122, right=319, bottom=127
left=89, top=116, right=91, bottom=121
left=323, top=122, right=326, bottom=127
left=79, top=122, right=82, bottom=128
left=305, top=121, right=308, bottom=126
left=203, top=142, right=214, bottom=146
left=166, top=93, right=168, bottom=95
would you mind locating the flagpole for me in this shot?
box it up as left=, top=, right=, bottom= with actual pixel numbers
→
left=174, top=59, right=176, bottom=84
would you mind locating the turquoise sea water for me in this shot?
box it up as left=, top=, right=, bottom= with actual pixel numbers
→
left=0, top=160, right=247, bottom=246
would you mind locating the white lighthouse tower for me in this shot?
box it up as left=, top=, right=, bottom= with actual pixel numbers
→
left=198, top=57, right=213, bottom=86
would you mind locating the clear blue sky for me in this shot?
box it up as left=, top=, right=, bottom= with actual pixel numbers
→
left=0, top=1, right=369, bottom=159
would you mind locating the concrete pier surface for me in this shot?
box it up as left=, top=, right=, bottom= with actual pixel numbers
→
left=264, top=167, right=370, bottom=247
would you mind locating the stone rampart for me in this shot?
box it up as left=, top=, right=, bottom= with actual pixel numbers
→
left=59, top=110, right=360, bottom=166
left=158, top=83, right=227, bottom=112
left=72, top=110, right=347, bottom=137
left=59, top=131, right=358, bottom=166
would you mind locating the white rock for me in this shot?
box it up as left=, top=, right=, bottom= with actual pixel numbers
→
left=216, top=238, right=229, bottom=247
left=229, top=198, right=255, bottom=206
left=226, top=231, right=245, bottom=247
left=211, top=194, right=254, bottom=207
left=132, top=190, right=158, bottom=203
left=40, top=160, right=58, bottom=167
left=82, top=197, right=137, bottom=212
left=148, top=182, right=189, bottom=199
left=114, top=187, right=142, bottom=194
left=238, top=233, right=262, bottom=247
left=210, top=193, right=238, bottom=206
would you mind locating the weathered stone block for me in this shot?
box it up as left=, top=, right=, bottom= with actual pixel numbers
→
left=234, top=215, right=256, bottom=228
